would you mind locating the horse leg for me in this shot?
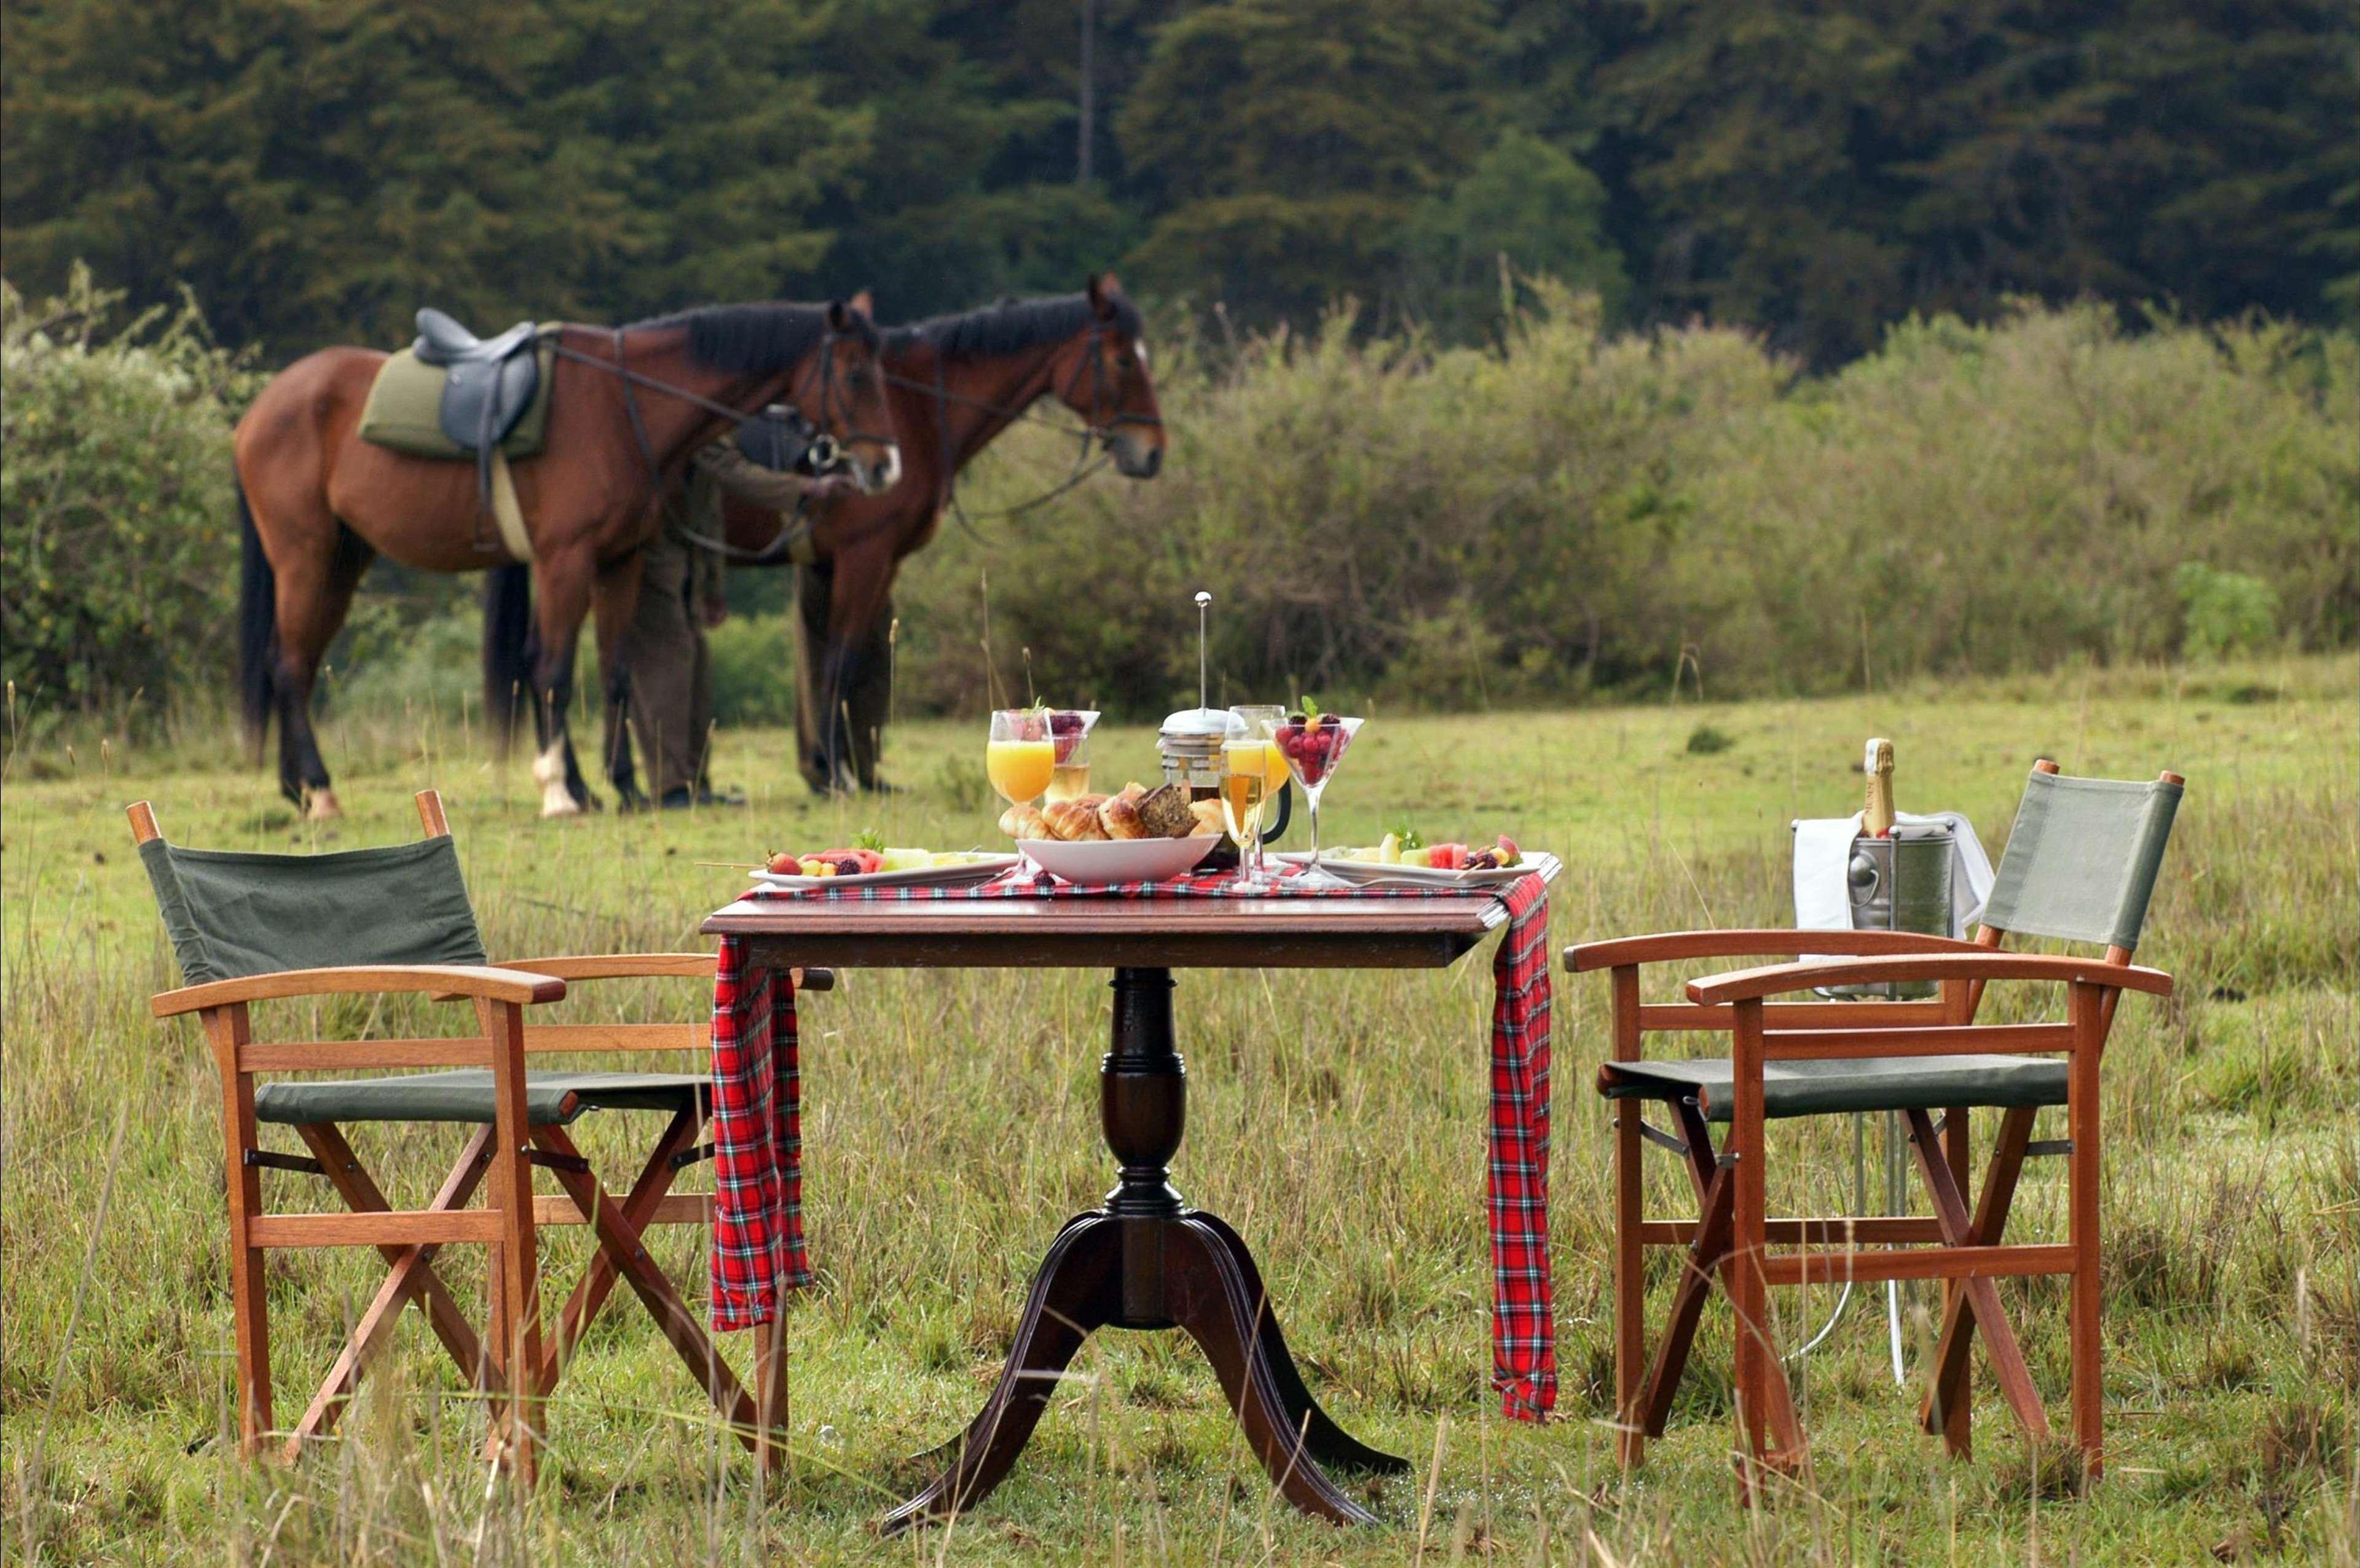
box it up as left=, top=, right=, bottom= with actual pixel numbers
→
left=272, top=523, right=374, bottom=820
left=817, top=539, right=895, bottom=794
left=527, top=548, right=600, bottom=818
left=846, top=593, right=893, bottom=790
left=591, top=551, right=648, bottom=812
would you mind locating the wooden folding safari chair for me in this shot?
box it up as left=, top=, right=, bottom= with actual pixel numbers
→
left=1566, top=759, right=2182, bottom=1489
left=133, top=790, right=829, bottom=1483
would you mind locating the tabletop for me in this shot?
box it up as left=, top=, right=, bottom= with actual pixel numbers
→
left=701, top=856, right=1562, bottom=971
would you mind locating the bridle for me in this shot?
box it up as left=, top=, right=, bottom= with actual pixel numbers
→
left=550, top=321, right=893, bottom=563
left=886, top=321, right=1163, bottom=536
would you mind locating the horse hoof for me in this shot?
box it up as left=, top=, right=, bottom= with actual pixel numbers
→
left=538, top=793, right=584, bottom=820
left=304, top=788, right=344, bottom=821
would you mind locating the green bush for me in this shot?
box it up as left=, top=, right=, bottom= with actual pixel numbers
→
left=2176, top=563, right=2283, bottom=661
left=0, top=267, right=252, bottom=716
left=706, top=615, right=799, bottom=726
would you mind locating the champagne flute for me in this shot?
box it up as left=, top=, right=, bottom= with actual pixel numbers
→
left=1262, top=709, right=1363, bottom=888
left=1220, top=713, right=1274, bottom=887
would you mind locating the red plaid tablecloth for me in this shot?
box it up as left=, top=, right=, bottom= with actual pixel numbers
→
left=707, top=860, right=1557, bottom=1420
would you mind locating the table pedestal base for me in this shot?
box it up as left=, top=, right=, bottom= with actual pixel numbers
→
left=881, top=967, right=1407, bottom=1534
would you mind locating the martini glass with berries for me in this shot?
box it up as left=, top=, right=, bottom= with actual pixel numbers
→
left=1262, top=705, right=1364, bottom=888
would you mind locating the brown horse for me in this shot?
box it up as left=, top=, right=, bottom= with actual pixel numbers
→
left=490, top=274, right=1165, bottom=795
left=235, top=297, right=902, bottom=818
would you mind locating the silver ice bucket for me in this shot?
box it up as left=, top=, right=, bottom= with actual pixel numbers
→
left=1827, top=825, right=1954, bottom=999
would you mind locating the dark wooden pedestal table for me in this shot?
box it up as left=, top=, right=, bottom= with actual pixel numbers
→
left=702, top=879, right=1556, bottom=1531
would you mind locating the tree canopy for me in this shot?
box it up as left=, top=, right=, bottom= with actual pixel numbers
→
left=4, top=0, right=2351, bottom=362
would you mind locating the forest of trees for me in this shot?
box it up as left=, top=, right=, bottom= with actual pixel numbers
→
left=6, top=0, right=2353, bottom=366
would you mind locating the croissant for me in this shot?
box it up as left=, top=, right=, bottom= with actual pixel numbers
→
left=1187, top=799, right=1225, bottom=837
left=999, top=804, right=1049, bottom=839
left=1100, top=793, right=1149, bottom=839
left=1045, top=796, right=1111, bottom=841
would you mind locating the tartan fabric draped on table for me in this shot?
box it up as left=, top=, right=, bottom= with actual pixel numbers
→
left=706, top=861, right=1559, bottom=1421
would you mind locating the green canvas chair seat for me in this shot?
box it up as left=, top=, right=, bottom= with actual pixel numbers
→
left=256, top=1068, right=712, bottom=1126
left=1598, top=1053, right=2065, bottom=1121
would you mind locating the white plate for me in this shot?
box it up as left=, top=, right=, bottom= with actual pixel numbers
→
left=1018, top=834, right=1217, bottom=885
left=1275, top=851, right=1532, bottom=887
left=750, top=853, right=1016, bottom=892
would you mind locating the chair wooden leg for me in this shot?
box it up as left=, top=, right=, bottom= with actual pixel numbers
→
left=1639, top=1164, right=1732, bottom=1437
left=1728, top=999, right=1783, bottom=1488
left=755, top=1306, right=790, bottom=1480
left=1669, top=1101, right=1804, bottom=1461
left=1918, top=1107, right=2045, bottom=1446
left=1939, top=1106, right=1972, bottom=1456
left=1613, top=1096, right=1646, bottom=1465
left=479, top=1000, right=541, bottom=1487
left=202, top=1006, right=273, bottom=1457
left=2068, top=983, right=2104, bottom=1480
left=281, top=1127, right=496, bottom=1459
left=535, top=1110, right=701, bottom=1397
left=1610, top=966, right=1647, bottom=1466
left=531, top=1125, right=763, bottom=1452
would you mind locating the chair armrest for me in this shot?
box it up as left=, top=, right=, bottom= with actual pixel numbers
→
left=152, top=964, right=569, bottom=1018
left=1565, top=928, right=1986, bottom=974
left=1686, top=954, right=2171, bottom=1006
left=498, top=954, right=835, bottom=992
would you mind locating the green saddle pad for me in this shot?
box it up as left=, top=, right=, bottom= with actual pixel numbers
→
left=356, top=330, right=559, bottom=460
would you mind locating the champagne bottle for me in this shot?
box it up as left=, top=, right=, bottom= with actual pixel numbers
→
left=1863, top=737, right=1896, bottom=837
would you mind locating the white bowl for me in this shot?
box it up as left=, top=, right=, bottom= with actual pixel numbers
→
left=1020, top=834, right=1217, bottom=885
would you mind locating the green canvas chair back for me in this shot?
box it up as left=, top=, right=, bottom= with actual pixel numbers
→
left=1980, top=767, right=2183, bottom=954
left=139, top=831, right=487, bottom=986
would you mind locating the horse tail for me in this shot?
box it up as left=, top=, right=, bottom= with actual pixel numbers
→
left=237, top=476, right=277, bottom=761
left=482, top=563, right=536, bottom=754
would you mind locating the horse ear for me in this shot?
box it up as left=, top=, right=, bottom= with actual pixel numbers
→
left=827, top=299, right=851, bottom=332
left=1087, top=273, right=1120, bottom=318
left=848, top=288, right=875, bottom=319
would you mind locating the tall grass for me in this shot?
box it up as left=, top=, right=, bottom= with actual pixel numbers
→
left=2, top=656, right=2353, bottom=1562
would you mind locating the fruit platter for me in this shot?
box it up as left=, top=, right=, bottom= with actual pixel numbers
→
left=753, top=833, right=1014, bottom=890
left=1278, top=830, right=1528, bottom=886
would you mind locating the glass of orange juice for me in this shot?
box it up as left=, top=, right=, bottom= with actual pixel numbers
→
left=986, top=709, right=1055, bottom=812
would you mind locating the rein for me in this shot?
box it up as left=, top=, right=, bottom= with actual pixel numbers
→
left=557, top=327, right=879, bottom=565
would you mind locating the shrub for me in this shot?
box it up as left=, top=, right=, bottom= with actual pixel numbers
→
left=0, top=267, right=252, bottom=716
left=2176, top=563, right=2281, bottom=661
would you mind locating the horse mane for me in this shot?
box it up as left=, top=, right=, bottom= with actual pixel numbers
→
left=887, top=291, right=1143, bottom=360
left=634, top=302, right=876, bottom=372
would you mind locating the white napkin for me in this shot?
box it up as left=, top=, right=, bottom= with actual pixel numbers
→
left=1792, top=810, right=1994, bottom=938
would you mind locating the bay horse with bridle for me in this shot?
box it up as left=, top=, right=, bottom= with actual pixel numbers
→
left=235, top=297, right=901, bottom=818
left=485, top=273, right=1165, bottom=795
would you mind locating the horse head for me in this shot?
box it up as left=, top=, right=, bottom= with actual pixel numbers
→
left=793, top=291, right=903, bottom=495
left=1050, top=273, right=1165, bottom=480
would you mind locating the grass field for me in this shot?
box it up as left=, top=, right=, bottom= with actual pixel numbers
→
left=4, top=656, right=2354, bottom=1564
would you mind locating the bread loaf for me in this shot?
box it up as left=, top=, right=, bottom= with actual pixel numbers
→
left=1137, top=783, right=1195, bottom=839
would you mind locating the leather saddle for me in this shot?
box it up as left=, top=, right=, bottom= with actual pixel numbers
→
left=412, top=309, right=540, bottom=512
